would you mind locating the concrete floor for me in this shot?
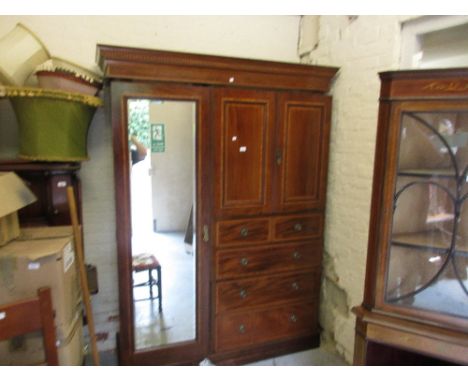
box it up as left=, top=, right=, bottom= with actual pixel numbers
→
left=90, top=346, right=348, bottom=366
left=246, top=347, right=348, bottom=366
left=133, top=231, right=195, bottom=350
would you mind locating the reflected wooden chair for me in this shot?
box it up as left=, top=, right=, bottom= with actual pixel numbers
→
left=132, top=253, right=162, bottom=312
left=0, top=287, right=58, bottom=365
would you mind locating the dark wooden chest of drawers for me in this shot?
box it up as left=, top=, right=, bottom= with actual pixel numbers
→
left=210, top=87, right=332, bottom=364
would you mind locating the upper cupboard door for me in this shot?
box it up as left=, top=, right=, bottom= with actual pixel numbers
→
left=214, top=88, right=275, bottom=217
left=276, top=93, right=332, bottom=212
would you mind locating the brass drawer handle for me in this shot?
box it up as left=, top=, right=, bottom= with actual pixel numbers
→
left=240, top=227, right=249, bottom=237
left=292, top=251, right=301, bottom=260
left=203, top=224, right=209, bottom=242
left=239, top=289, right=248, bottom=299
left=239, top=324, right=246, bottom=333
left=240, top=257, right=249, bottom=266
left=294, top=223, right=303, bottom=232
left=289, top=314, right=298, bottom=323
left=291, top=282, right=300, bottom=291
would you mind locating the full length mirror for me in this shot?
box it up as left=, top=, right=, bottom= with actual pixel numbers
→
left=128, top=98, right=196, bottom=350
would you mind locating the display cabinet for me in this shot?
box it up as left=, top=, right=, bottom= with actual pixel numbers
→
left=353, top=68, right=468, bottom=365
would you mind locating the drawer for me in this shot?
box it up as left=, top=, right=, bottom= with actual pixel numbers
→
left=273, top=214, right=323, bottom=241
left=215, top=311, right=254, bottom=351
left=216, top=218, right=269, bottom=247
left=215, top=272, right=320, bottom=313
left=215, top=241, right=322, bottom=280
left=215, top=302, right=318, bottom=352
left=253, top=302, right=318, bottom=345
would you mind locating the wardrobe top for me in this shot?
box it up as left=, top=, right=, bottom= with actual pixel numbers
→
left=96, top=44, right=339, bottom=93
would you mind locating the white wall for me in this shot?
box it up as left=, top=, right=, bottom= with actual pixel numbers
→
left=0, top=15, right=301, bottom=352
left=150, top=101, right=194, bottom=232
left=300, top=15, right=468, bottom=364
left=300, top=15, right=412, bottom=363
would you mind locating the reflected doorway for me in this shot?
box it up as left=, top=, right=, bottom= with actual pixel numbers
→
left=128, top=99, right=196, bottom=351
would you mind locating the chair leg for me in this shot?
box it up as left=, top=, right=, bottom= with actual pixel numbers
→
left=157, top=266, right=162, bottom=312
left=148, top=269, right=154, bottom=300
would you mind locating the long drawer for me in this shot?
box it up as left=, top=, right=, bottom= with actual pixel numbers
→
left=215, top=241, right=322, bottom=280
left=215, top=301, right=318, bottom=352
left=215, top=272, right=320, bottom=313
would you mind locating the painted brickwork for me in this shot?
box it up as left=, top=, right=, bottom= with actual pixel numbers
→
left=300, top=15, right=409, bottom=363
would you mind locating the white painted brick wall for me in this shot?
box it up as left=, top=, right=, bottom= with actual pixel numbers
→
left=301, top=15, right=411, bottom=363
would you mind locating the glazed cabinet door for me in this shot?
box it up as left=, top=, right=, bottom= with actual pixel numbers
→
left=213, top=88, right=275, bottom=218
left=377, top=102, right=468, bottom=327
left=275, top=93, right=332, bottom=213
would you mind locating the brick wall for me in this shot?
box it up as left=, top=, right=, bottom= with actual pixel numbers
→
left=300, top=15, right=411, bottom=363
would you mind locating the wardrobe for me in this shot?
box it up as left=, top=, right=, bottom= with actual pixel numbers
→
left=97, top=45, right=338, bottom=365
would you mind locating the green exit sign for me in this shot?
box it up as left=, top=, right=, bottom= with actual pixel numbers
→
left=151, top=123, right=165, bottom=153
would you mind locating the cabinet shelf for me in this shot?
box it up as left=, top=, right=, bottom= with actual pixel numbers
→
left=392, top=231, right=468, bottom=256
left=398, top=168, right=456, bottom=178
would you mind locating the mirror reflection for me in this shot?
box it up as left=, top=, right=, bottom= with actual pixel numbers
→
left=128, top=98, right=196, bottom=350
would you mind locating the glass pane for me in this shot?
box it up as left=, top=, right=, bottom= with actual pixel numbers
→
left=128, top=99, right=197, bottom=350
left=386, top=111, right=468, bottom=318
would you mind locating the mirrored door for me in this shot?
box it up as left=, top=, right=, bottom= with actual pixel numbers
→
left=110, top=82, right=211, bottom=365
left=129, top=98, right=197, bottom=350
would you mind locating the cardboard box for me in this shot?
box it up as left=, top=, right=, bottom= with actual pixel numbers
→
left=0, top=234, right=82, bottom=338
left=0, top=308, right=84, bottom=366
left=0, top=212, right=20, bottom=247
left=0, top=172, right=37, bottom=246
left=19, top=225, right=73, bottom=241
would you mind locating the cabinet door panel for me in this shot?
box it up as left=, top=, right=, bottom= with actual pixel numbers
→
left=214, top=88, right=275, bottom=217
left=277, top=93, right=331, bottom=212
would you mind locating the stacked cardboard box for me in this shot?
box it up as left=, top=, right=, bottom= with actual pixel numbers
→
left=0, top=226, right=84, bottom=365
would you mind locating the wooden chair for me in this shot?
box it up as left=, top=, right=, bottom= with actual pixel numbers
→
left=132, top=253, right=162, bottom=312
left=0, top=287, right=58, bottom=365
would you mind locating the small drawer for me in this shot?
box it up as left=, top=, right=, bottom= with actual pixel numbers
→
left=215, top=241, right=323, bottom=280
left=215, top=272, right=320, bottom=313
left=216, top=218, right=269, bottom=247
left=273, top=214, right=323, bottom=241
